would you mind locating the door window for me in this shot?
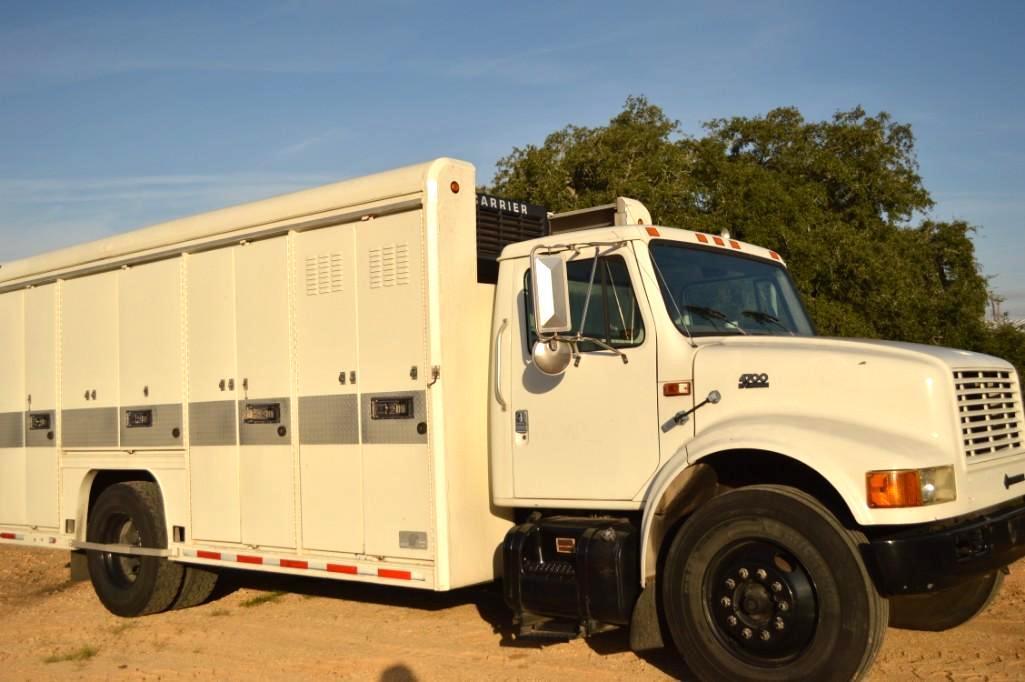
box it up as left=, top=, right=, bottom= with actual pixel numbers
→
left=525, top=255, right=645, bottom=352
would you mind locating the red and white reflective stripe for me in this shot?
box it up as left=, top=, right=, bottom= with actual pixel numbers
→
left=182, top=548, right=424, bottom=582
left=0, top=532, right=24, bottom=541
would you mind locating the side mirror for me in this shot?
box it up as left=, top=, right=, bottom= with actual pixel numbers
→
left=532, top=339, right=573, bottom=376
left=530, top=254, right=572, bottom=334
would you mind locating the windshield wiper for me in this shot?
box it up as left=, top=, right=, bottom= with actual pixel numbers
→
left=742, top=309, right=794, bottom=335
left=685, top=305, right=747, bottom=335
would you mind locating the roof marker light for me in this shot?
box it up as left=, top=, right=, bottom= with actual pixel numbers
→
left=696, top=233, right=709, bottom=244
left=769, top=251, right=781, bottom=261
left=729, top=240, right=741, bottom=249
left=713, top=236, right=725, bottom=246
left=645, top=227, right=660, bottom=237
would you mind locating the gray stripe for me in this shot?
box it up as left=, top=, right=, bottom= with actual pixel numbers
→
left=0, top=411, right=23, bottom=448
left=62, top=407, right=119, bottom=448
left=361, top=391, right=428, bottom=445
left=189, top=400, right=237, bottom=447
left=120, top=404, right=184, bottom=448
left=299, top=394, right=359, bottom=445
left=239, top=397, right=292, bottom=445
left=25, top=410, right=56, bottom=447
left=0, top=199, right=423, bottom=295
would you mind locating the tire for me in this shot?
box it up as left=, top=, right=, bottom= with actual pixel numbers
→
left=889, top=570, right=1004, bottom=631
left=662, top=485, right=888, bottom=682
left=86, top=481, right=184, bottom=617
left=171, top=565, right=220, bottom=610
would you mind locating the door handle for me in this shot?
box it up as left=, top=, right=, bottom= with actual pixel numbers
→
left=494, top=318, right=508, bottom=412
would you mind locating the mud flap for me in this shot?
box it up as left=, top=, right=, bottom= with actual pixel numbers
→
left=629, top=577, right=666, bottom=652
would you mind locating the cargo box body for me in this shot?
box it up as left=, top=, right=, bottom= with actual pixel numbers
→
left=0, top=158, right=511, bottom=590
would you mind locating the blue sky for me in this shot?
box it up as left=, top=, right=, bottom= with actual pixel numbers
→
left=2, top=1, right=1023, bottom=317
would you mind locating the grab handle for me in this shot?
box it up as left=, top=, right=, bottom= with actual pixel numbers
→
left=494, top=318, right=508, bottom=412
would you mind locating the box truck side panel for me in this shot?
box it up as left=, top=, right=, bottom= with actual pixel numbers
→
left=294, top=223, right=363, bottom=554
left=0, top=291, right=26, bottom=526
left=118, top=258, right=184, bottom=449
left=355, top=210, right=433, bottom=560
left=235, top=236, right=296, bottom=549
left=24, top=284, right=59, bottom=528
left=186, top=247, right=242, bottom=543
left=61, top=271, right=119, bottom=447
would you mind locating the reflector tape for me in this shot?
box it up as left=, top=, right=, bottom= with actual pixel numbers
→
left=182, top=548, right=425, bottom=581
left=0, top=532, right=23, bottom=540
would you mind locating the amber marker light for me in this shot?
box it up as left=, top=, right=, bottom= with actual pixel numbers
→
left=645, top=227, right=660, bottom=237
left=866, top=466, right=956, bottom=508
left=450, top=181, right=460, bottom=193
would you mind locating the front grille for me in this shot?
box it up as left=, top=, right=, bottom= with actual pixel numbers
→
left=954, top=369, right=1024, bottom=460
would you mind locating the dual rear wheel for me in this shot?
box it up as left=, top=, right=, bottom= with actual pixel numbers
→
left=86, top=481, right=218, bottom=617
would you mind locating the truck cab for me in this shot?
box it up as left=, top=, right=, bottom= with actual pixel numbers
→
left=492, top=216, right=1025, bottom=680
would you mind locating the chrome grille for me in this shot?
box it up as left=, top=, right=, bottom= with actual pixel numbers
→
left=954, top=369, right=1023, bottom=459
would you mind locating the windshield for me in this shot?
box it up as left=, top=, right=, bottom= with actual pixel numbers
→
left=649, top=241, right=814, bottom=337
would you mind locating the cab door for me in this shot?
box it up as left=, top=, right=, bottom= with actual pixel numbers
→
left=508, top=244, right=659, bottom=501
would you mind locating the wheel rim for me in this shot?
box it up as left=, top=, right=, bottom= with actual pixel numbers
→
left=703, top=540, right=818, bottom=665
left=99, top=513, right=143, bottom=587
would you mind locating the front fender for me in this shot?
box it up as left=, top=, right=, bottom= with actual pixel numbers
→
left=639, top=414, right=959, bottom=586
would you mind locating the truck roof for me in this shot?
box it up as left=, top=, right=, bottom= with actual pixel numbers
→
left=499, top=224, right=787, bottom=266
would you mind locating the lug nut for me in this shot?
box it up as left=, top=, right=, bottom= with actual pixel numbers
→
left=720, top=596, right=732, bottom=607
left=741, top=627, right=753, bottom=639
left=738, top=568, right=749, bottom=579
left=760, top=630, right=771, bottom=641
left=725, top=578, right=736, bottom=589
left=774, top=617, right=785, bottom=630
left=778, top=601, right=790, bottom=612
left=771, top=581, right=783, bottom=593
left=726, top=615, right=737, bottom=626
left=756, top=568, right=767, bottom=580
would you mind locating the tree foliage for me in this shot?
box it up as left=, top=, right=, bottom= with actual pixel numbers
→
left=490, top=97, right=1024, bottom=377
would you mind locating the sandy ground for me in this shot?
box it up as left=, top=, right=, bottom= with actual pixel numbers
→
left=1, top=546, right=1024, bottom=680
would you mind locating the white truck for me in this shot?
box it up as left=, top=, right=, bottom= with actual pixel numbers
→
left=1, top=158, right=1024, bottom=680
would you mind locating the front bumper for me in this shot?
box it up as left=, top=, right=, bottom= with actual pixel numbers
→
left=864, top=497, right=1025, bottom=595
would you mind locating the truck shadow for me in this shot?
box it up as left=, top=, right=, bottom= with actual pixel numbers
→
left=208, top=570, right=694, bottom=679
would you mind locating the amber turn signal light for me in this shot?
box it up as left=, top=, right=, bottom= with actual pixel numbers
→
left=866, top=470, right=922, bottom=508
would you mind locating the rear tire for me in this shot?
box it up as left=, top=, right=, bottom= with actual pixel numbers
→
left=662, top=485, right=887, bottom=682
left=171, top=565, right=220, bottom=610
left=86, top=481, right=184, bottom=617
left=889, top=570, right=1004, bottom=631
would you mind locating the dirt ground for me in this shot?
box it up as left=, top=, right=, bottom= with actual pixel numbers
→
left=1, top=547, right=1024, bottom=680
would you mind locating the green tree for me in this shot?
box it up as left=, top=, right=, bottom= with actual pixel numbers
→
left=490, top=97, right=1025, bottom=377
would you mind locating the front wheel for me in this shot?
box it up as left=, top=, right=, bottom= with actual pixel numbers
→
left=662, top=485, right=888, bottom=682
left=889, top=570, right=1004, bottom=631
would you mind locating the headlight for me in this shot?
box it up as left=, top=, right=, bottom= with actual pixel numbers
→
left=865, top=466, right=956, bottom=508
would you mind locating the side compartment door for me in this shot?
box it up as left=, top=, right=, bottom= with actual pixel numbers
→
left=24, top=285, right=59, bottom=528
left=294, top=225, right=362, bottom=553
left=235, top=237, right=295, bottom=549
left=187, top=248, right=241, bottom=543
left=355, top=212, right=433, bottom=560
left=119, top=259, right=184, bottom=450
left=0, top=291, right=26, bottom=526
left=62, top=272, right=120, bottom=449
